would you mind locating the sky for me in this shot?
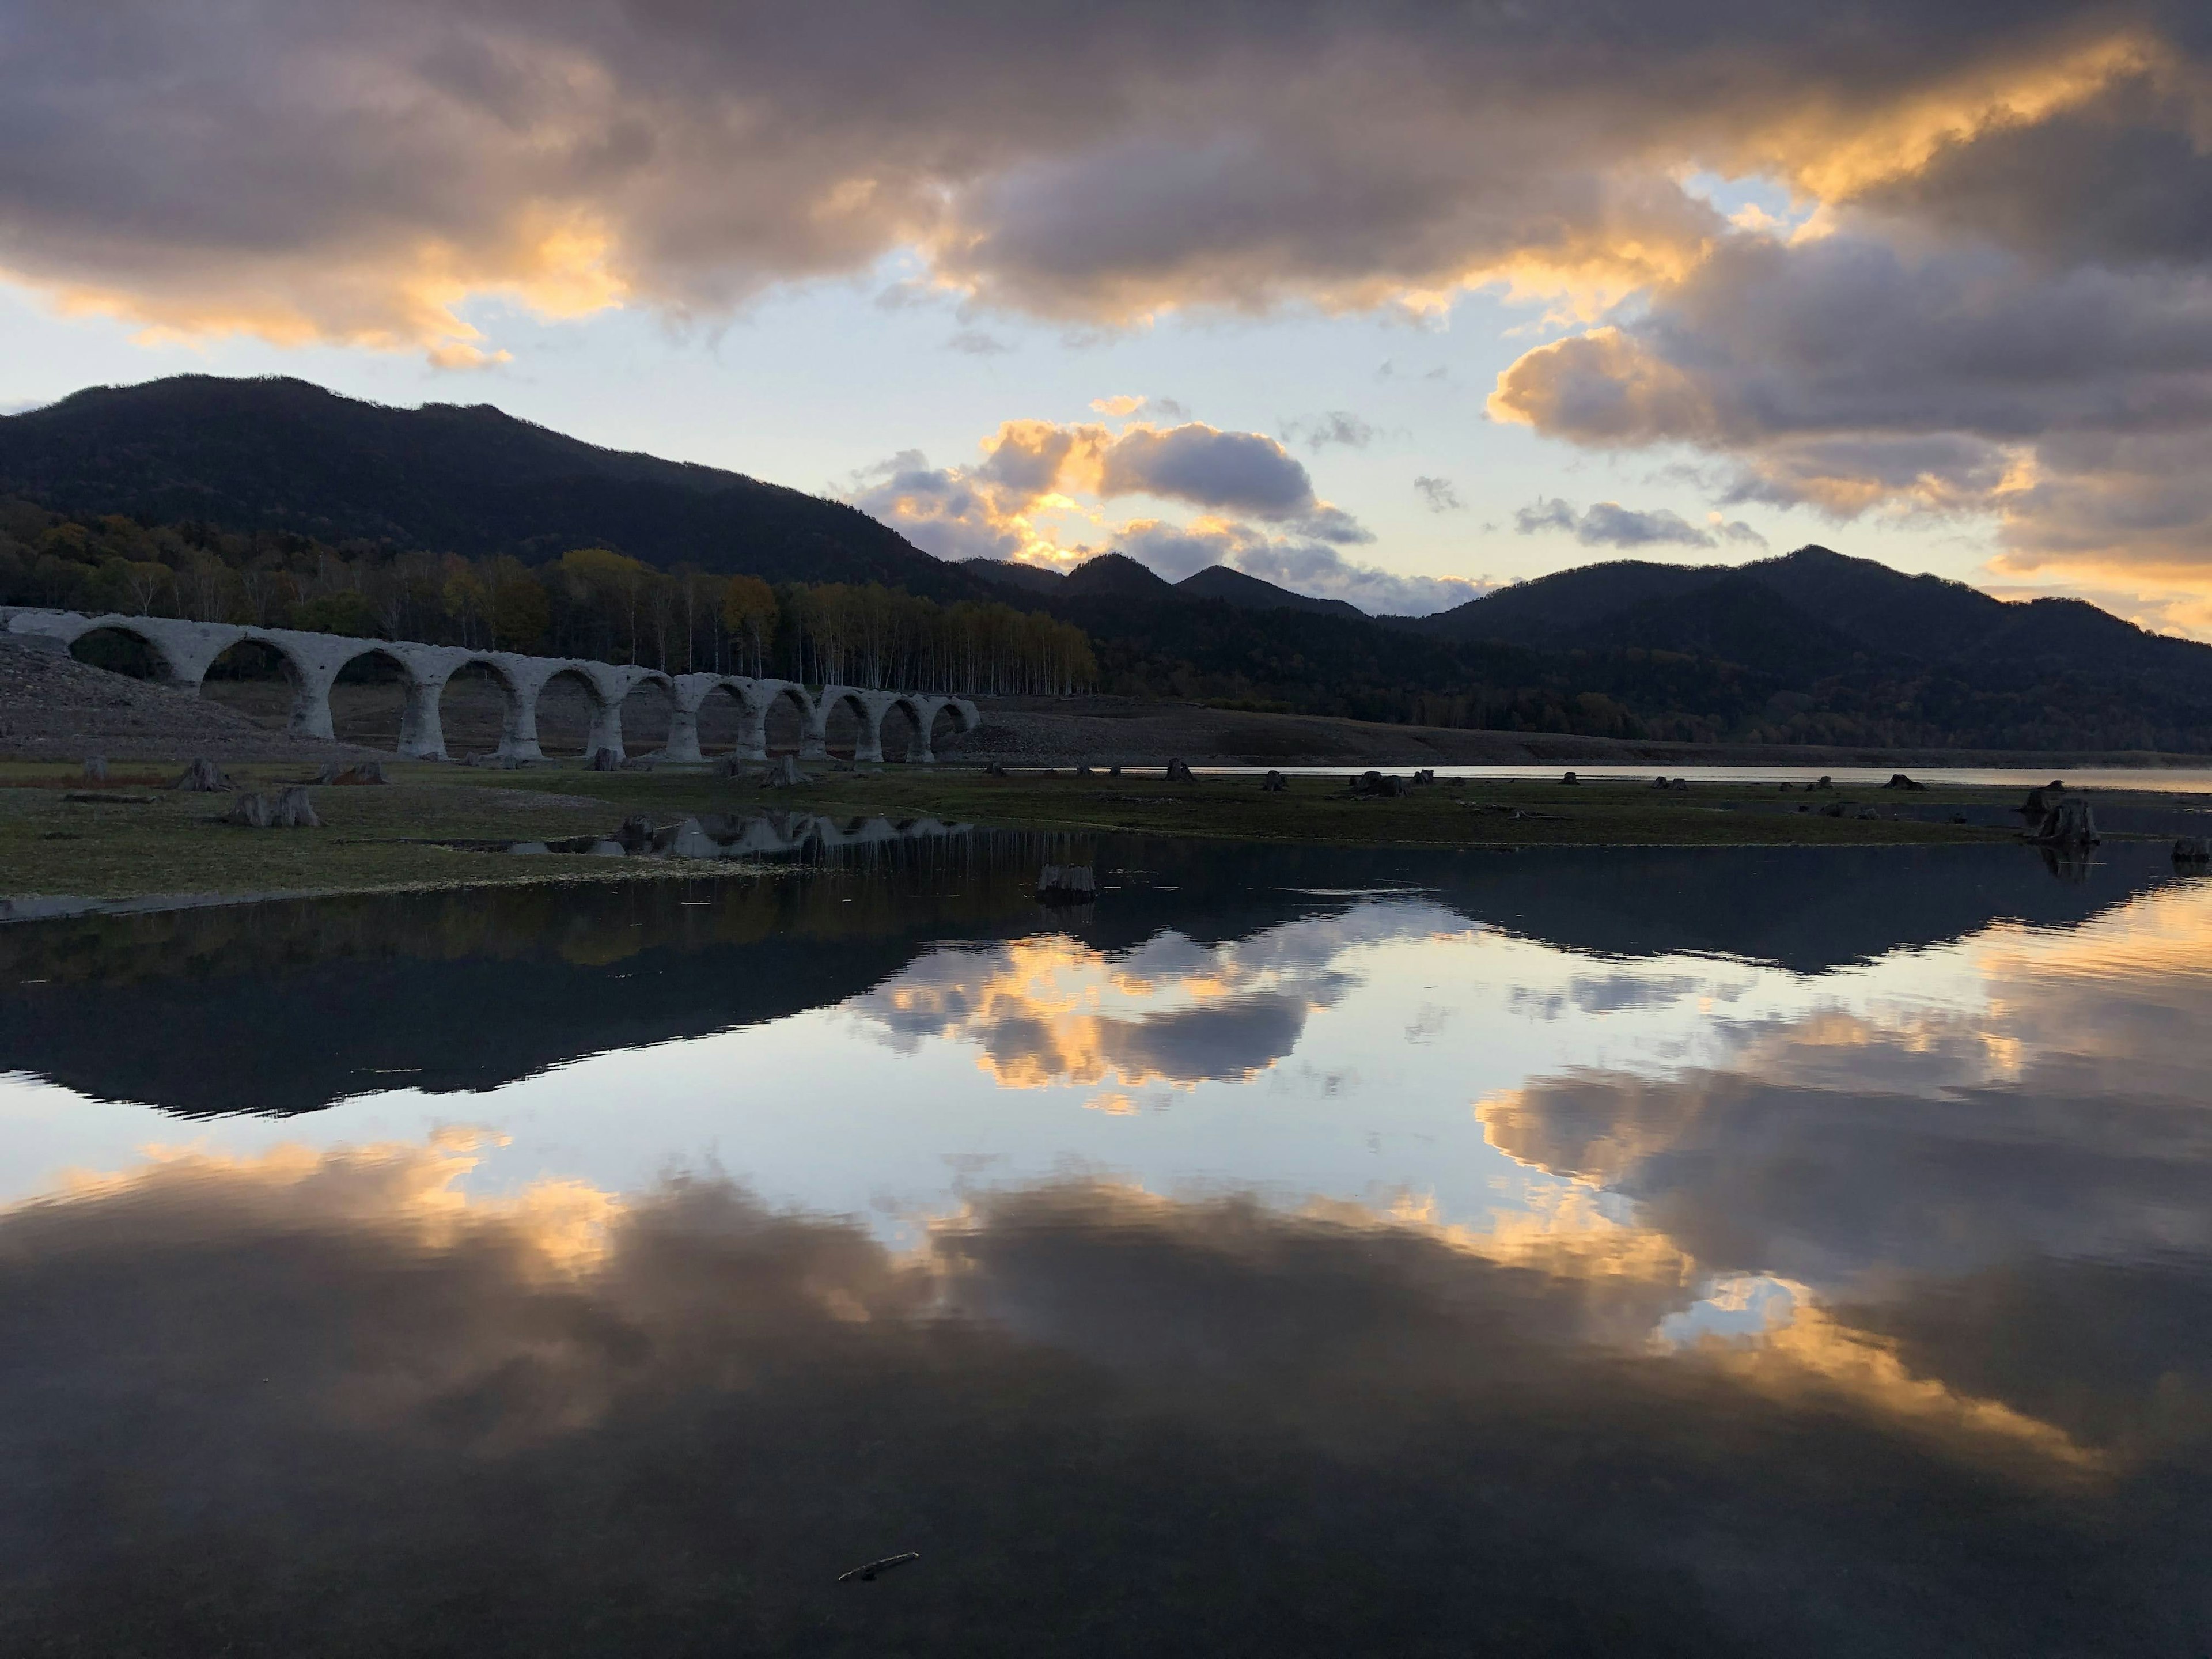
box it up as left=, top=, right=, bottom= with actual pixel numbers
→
left=3, top=2, right=2211, bottom=629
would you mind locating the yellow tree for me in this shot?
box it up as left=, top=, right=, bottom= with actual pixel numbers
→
left=721, top=575, right=778, bottom=677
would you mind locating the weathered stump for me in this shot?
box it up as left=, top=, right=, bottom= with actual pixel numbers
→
left=81, top=756, right=107, bottom=783
left=1262, top=770, right=1287, bottom=792
left=272, top=786, right=320, bottom=828
left=173, top=758, right=230, bottom=792
left=1165, top=757, right=1196, bottom=783
left=2033, top=797, right=2099, bottom=849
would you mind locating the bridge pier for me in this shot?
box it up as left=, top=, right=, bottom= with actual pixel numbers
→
left=397, top=669, right=449, bottom=760
left=585, top=691, right=625, bottom=762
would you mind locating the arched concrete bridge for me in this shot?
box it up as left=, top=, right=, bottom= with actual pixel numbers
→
left=0, top=607, right=979, bottom=763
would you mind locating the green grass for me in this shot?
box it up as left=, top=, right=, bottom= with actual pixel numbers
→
left=0, top=758, right=2094, bottom=905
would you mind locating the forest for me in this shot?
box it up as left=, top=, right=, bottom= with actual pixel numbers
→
left=7, top=494, right=2212, bottom=753
left=0, top=498, right=1096, bottom=698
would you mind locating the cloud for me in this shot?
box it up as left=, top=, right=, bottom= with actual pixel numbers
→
left=1414, top=475, right=1465, bottom=513
left=1090, top=393, right=1188, bottom=420
left=1489, top=229, right=2212, bottom=610
left=849, top=414, right=1387, bottom=575
left=1113, top=517, right=1488, bottom=614
left=1515, top=496, right=1764, bottom=550
left=846, top=449, right=1032, bottom=563
left=1097, top=423, right=1325, bottom=521
left=5, top=0, right=2201, bottom=367
left=1282, top=411, right=1378, bottom=452
left=946, top=328, right=1013, bottom=355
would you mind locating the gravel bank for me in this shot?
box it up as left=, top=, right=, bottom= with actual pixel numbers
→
left=0, top=638, right=374, bottom=764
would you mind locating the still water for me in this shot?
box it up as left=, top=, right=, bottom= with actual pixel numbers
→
left=2, top=834, right=2209, bottom=1654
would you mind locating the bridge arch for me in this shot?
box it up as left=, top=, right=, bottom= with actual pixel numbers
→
left=926, top=698, right=979, bottom=757
left=879, top=696, right=928, bottom=763
left=67, top=622, right=180, bottom=684
left=760, top=683, right=816, bottom=756
left=324, top=643, right=427, bottom=753
left=819, top=688, right=883, bottom=763
left=689, top=679, right=756, bottom=759
left=200, top=634, right=313, bottom=732
left=436, top=656, right=527, bottom=759
left=531, top=665, right=618, bottom=759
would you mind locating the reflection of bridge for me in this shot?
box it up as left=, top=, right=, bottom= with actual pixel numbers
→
left=0, top=606, right=980, bottom=763
left=657, top=813, right=970, bottom=859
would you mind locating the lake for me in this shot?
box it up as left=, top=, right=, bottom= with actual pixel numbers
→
left=2, top=832, right=2208, bottom=1654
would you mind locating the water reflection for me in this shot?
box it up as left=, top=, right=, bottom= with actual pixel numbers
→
left=511, top=810, right=975, bottom=861
left=859, top=904, right=1469, bottom=1090
left=3, top=838, right=2211, bottom=1652
left=2, top=1141, right=2200, bottom=1653
left=0, top=839, right=2183, bottom=1116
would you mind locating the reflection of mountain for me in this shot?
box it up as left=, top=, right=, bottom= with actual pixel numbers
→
left=0, top=838, right=2181, bottom=1116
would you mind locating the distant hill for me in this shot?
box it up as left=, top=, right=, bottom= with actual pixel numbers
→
left=0, top=375, right=978, bottom=598
left=8, top=376, right=2210, bottom=750
left=959, top=557, right=1066, bottom=597
left=1174, top=563, right=1368, bottom=619
left=1410, top=546, right=2212, bottom=704
left=965, top=553, right=1366, bottom=619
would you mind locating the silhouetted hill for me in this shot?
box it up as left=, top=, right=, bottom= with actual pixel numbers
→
left=1175, top=564, right=1367, bottom=618
left=964, top=554, right=1368, bottom=619
left=960, top=557, right=1066, bottom=596
left=1060, top=551, right=1176, bottom=599
left=1411, top=545, right=2212, bottom=702
left=0, top=375, right=979, bottom=597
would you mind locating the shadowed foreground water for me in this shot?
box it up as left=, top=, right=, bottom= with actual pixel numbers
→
left=1, top=835, right=2208, bottom=1654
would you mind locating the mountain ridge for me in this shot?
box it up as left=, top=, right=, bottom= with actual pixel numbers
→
left=0, top=374, right=983, bottom=599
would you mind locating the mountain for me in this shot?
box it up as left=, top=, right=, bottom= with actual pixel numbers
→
left=1410, top=545, right=2212, bottom=702
left=1174, top=564, right=1367, bottom=619
left=1408, top=558, right=1720, bottom=645
left=959, top=557, right=1066, bottom=596
left=1058, top=551, right=1177, bottom=599
left=0, top=374, right=978, bottom=597
left=964, top=554, right=1368, bottom=619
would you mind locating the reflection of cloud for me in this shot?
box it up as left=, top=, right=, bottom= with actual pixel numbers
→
left=1478, top=886, right=2212, bottom=1292
left=1508, top=971, right=1702, bottom=1021
left=3, top=1138, right=2153, bottom=1650
left=857, top=902, right=1464, bottom=1088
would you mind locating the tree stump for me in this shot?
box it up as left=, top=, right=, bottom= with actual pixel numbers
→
left=81, top=756, right=108, bottom=783
left=271, top=786, right=321, bottom=828
left=1165, top=757, right=1196, bottom=783
left=1262, top=770, right=1287, bottom=792
left=173, top=758, right=230, bottom=792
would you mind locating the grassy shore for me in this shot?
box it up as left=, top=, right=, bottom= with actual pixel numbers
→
left=0, top=756, right=2147, bottom=907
